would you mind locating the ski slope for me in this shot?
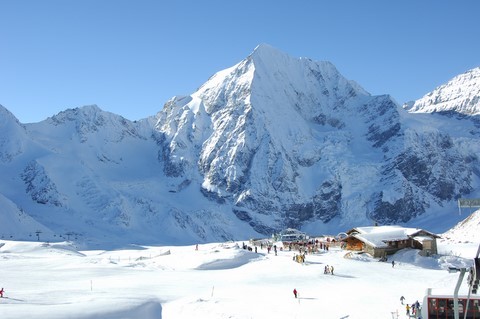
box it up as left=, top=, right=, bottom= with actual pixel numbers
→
left=0, top=238, right=478, bottom=318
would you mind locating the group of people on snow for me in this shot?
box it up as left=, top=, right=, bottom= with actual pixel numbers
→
left=293, top=253, right=306, bottom=263
left=402, top=297, right=421, bottom=317
left=324, top=265, right=334, bottom=275
left=407, top=300, right=421, bottom=316
left=285, top=239, right=333, bottom=254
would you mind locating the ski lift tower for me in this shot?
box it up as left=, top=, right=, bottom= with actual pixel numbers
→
left=65, top=232, right=74, bottom=241
left=448, top=243, right=480, bottom=319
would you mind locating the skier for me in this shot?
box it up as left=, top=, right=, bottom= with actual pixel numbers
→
left=406, top=304, right=411, bottom=316
left=400, top=296, right=405, bottom=305
left=0, top=287, right=4, bottom=298
left=392, top=260, right=395, bottom=268
left=330, top=265, right=334, bottom=275
left=293, top=288, right=298, bottom=298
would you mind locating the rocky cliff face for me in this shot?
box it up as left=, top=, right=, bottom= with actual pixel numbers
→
left=0, top=45, right=479, bottom=246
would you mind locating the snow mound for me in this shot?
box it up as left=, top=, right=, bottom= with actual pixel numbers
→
left=343, top=251, right=377, bottom=262
left=196, top=249, right=261, bottom=270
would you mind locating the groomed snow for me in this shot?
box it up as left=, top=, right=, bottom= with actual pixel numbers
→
left=0, top=238, right=478, bottom=318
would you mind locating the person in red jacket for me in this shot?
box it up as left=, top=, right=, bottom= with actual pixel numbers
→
left=0, top=287, right=4, bottom=298
left=293, top=288, right=298, bottom=298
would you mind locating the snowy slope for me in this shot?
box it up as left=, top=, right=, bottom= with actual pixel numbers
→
left=0, top=105, right=260, bottom=247
left=0, top=193, right=54, bottom=239
left=0, top=105, right=28, bottom=163
left=442, top=208, right=480, bottom=243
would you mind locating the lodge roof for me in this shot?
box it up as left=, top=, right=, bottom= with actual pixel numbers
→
left=344, top=225, right=440, bottom=248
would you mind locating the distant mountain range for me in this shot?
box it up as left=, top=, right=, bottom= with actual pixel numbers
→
left=1, top=44, right=479, bottom=247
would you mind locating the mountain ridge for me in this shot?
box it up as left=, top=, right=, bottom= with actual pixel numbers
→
left=0, top=45, right=479, bottom=247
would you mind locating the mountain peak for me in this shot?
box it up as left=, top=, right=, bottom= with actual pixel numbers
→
left=251, top=43, right=284, bottom=58
left=0, top=104, right=22, bottom=126
left=253, top=43, right=277, bottom=53
left=248, top=43, right=294, bottom=72
left=404, top=67, right=480, bottom=115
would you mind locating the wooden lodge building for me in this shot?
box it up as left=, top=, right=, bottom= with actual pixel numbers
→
left=342, top=225, right=440, bottom=258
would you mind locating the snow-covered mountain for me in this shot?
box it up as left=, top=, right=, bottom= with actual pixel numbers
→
left=1, top=44, right=479, bottom=247
left=403, top=67, right=480, bottom=115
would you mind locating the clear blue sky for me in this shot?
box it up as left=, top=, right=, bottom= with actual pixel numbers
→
left=1, top=1, right=479, bottom=123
